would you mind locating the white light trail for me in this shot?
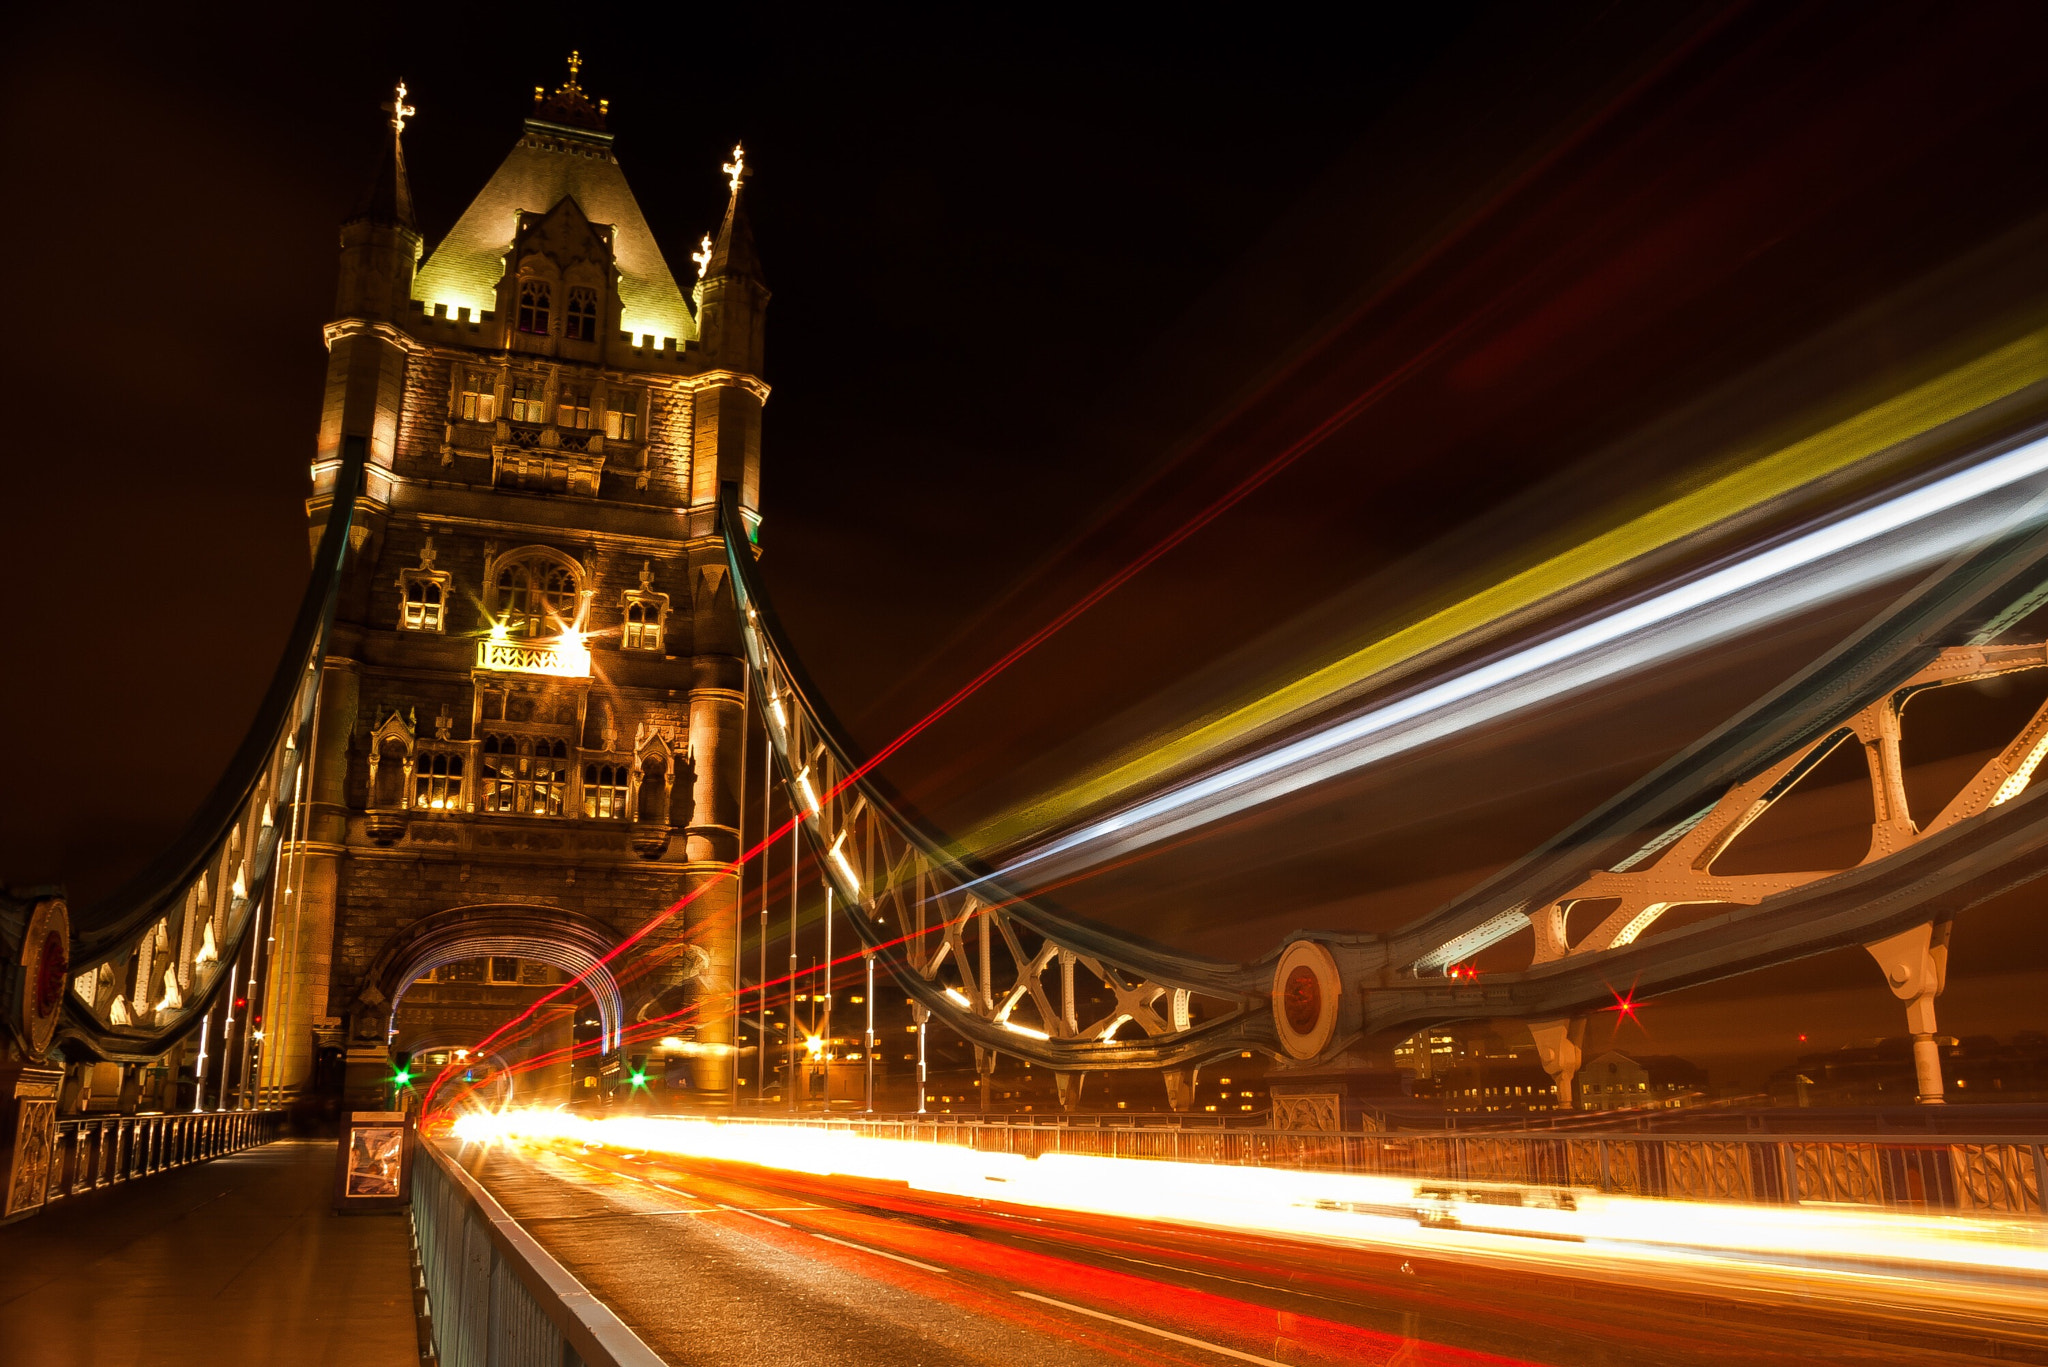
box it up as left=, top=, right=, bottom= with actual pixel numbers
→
left=453, top=1111, right=2048, bottom=1290
left=988, top=438, right=2048, bottom=886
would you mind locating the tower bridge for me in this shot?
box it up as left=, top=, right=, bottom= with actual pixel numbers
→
left=3, top=57, right=2047, bottom=1367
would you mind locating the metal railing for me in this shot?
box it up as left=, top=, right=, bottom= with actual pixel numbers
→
left=694, top=1114, right=2048, bottom=1215
left=41, top=1109, right=282, bottom=1205
left=413, top=1139, right=664, bottom=1367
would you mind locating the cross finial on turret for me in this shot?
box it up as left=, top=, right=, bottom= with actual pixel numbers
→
left=723, top=143, right=748, bottom=194
left=382, top=79, right=415, bottom=135
left=692, top=234, right=713, bottom=279
left=565, top=51, right=583, bottom=90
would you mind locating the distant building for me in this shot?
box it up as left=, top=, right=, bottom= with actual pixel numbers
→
left=1768, top=1033, right=2048, bottom=1106
left=1403, top=1025, right=1563, bottom=1116
left=1577, top=1051, right=1706, bottom=1111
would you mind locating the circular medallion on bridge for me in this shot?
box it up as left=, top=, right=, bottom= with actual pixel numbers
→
left=19, top=896, right=70, bottom=1061
left=1271, top=938, right=1340, bottom=1060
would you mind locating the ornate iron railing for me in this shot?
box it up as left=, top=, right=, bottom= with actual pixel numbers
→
left=39, top=1110, right=283, bottom=1206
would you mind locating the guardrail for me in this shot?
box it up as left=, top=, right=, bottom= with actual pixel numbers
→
left=42, top=1109, right=282, bottom=1205
left=413, top=1139, right=664, bottom=1367
left=698, top=1114, right=2048, bottom=1215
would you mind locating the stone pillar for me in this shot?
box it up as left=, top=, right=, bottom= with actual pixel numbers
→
left=1055, top=1071, right=1085, bottom=1112
left=1866, top=920, right=1951, bottom=1104
left=272, top=659, right=357, bottom=1106
left=1163, top=1067, right=1198, bottom=1113
left=1529, top=1016, right=1587, bottom=1109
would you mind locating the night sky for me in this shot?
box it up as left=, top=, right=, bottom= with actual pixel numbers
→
left=10, top=3, right=2048, bottom=1089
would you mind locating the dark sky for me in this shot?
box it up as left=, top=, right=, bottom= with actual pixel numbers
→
left=10, top=3, right=2048, bottom=1088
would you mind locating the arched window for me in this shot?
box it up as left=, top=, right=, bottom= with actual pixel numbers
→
left=490, top=552, right=581, bottom=638
left=623, top=595, right=665, bottom=650
left=518, top=280, right=551, bottom=335
left=481, top=735, right=568, bottom=815
left=566, top=287, right=598, bottom=342
left=402, top=577, right=444, bottom=631
left=583, top=763, right=629, bottom=819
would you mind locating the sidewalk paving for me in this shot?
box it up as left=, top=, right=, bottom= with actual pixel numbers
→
left=0, top=1137, right=418, bottom=1367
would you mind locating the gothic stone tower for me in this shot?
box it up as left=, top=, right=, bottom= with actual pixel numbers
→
left=277, top=61, right=768, bottom=1113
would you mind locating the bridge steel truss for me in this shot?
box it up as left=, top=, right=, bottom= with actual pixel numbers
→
left=29, top=437, right=368, bottom=1070
left=722, top=465, right=2048, bottom=1096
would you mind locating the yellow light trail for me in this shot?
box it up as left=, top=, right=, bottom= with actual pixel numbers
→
left=965, top=327, right=2048, bottom=854
left=455, top=1110, right=2048, bottom=1298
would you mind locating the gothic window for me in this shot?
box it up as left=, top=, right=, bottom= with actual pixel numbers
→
left=517, top=280, right=551, bottom=335
left=490, top=551, right=581, bottom=638
left=623, top=596, right=664, bottom=650
left=604, top=391, right=640, bottom=441
left=566, top=287, right=598, bottom=342
left=412, top=750, right=464, bottom=811
left=488, top=956, right=521, bottom=984
left=480, top=735, right=569, bottom=815
left=399, top=571, right=449, bottom=632
left=459, top=371, right=496, bottom=423
left=559, top=385, right=591, bottom=430
left=583, top=763, right=629, bottom=819
left=508, top=378, right=542, bottom=424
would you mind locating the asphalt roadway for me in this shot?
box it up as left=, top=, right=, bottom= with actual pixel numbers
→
left=459, top=1140, right=2048, bottom=1367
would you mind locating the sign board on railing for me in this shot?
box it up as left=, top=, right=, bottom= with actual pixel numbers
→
left=335, top=1110, right=414, bottom=1213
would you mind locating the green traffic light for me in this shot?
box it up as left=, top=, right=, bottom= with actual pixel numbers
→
left=629, top=1071, right=648, bottom=1088
left=393, top=1069, right=413, bottom=1086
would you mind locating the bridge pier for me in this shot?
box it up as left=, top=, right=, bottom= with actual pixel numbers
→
left=1055, top=1071, right=1085, bottom=1111
left=1529, top=1016, right=1587, bottom=1109
left=1163, top=1067, right=1198, bottom=1113
left=1864, top=919, right=1951, bottom=1104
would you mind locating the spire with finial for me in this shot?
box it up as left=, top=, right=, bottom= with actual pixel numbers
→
left=531, top=50, right=609, bottom=132
left=705, top=140, right=762, bottom=281
left=351, top=77, right=417, bottom=228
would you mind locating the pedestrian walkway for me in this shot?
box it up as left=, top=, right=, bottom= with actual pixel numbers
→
left=0, top=1137, right=418, bottom=1367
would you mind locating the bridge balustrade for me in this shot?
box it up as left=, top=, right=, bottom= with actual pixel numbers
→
left=704, top=1116, right=2048, bottom=1215
left=40, top=1110, right=282, bottom=1206
left=412, top=1139, right=663, bottom=1367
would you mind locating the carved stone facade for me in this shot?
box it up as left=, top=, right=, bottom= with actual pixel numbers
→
left=272, top=64, right=768, bottom=1115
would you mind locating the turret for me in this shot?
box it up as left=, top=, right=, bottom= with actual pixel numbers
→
left=689, top=145, right=770, bottom=514
left=335, top=81, right=422, bottom=322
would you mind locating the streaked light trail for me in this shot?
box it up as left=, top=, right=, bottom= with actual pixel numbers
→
left=988, top=432, right=2048, bottom=888
left=454, top=1110, right=2048, bottom=1294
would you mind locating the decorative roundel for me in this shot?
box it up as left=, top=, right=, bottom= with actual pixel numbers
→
left=1271, top=938, right=1341, bottom=1060
left=19, top=897, right=70, bottom=1061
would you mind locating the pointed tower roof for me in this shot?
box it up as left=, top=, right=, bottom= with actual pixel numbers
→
left=705, top=142, right=764, bottom=282
left=350, top=80, right=417, bottom=228
left=412, top=56, right=694, bottom=343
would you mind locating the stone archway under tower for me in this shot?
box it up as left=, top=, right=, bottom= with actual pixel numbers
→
left=348, top=904, right=628, bottom=1110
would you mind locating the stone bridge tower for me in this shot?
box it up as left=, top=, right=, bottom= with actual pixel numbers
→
left=278, top=60, right=767, bottom=1116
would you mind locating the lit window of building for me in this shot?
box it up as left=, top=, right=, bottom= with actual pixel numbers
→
left=559, top=385, right=591, bottom=430
left=481, top=735, right=569, bottom=815
left=490, top=551, right=581, bottom=638
left=518, top=280, right=551, bottom=335
left=400, top=573, right=446, bottom=631
left=508, top=378, right=543, bottom=423
left=604, top=391, right=640, bottom=441
left=459, top=371, right=496, bottom=423
left=566, top=286, right=598, bottom=342
left=413, top=751, right=464, bottom=811
left=583, top=763, right=629, bottom=819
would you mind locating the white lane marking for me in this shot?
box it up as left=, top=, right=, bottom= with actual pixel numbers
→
left=719, top=1204, right=791, bottom=1227
left=1014, top=1292, right=1292, bottom=1367
left=808, top=1231, right=951, bottom=1274
left=650, top=1181, right=698, bottom=1198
